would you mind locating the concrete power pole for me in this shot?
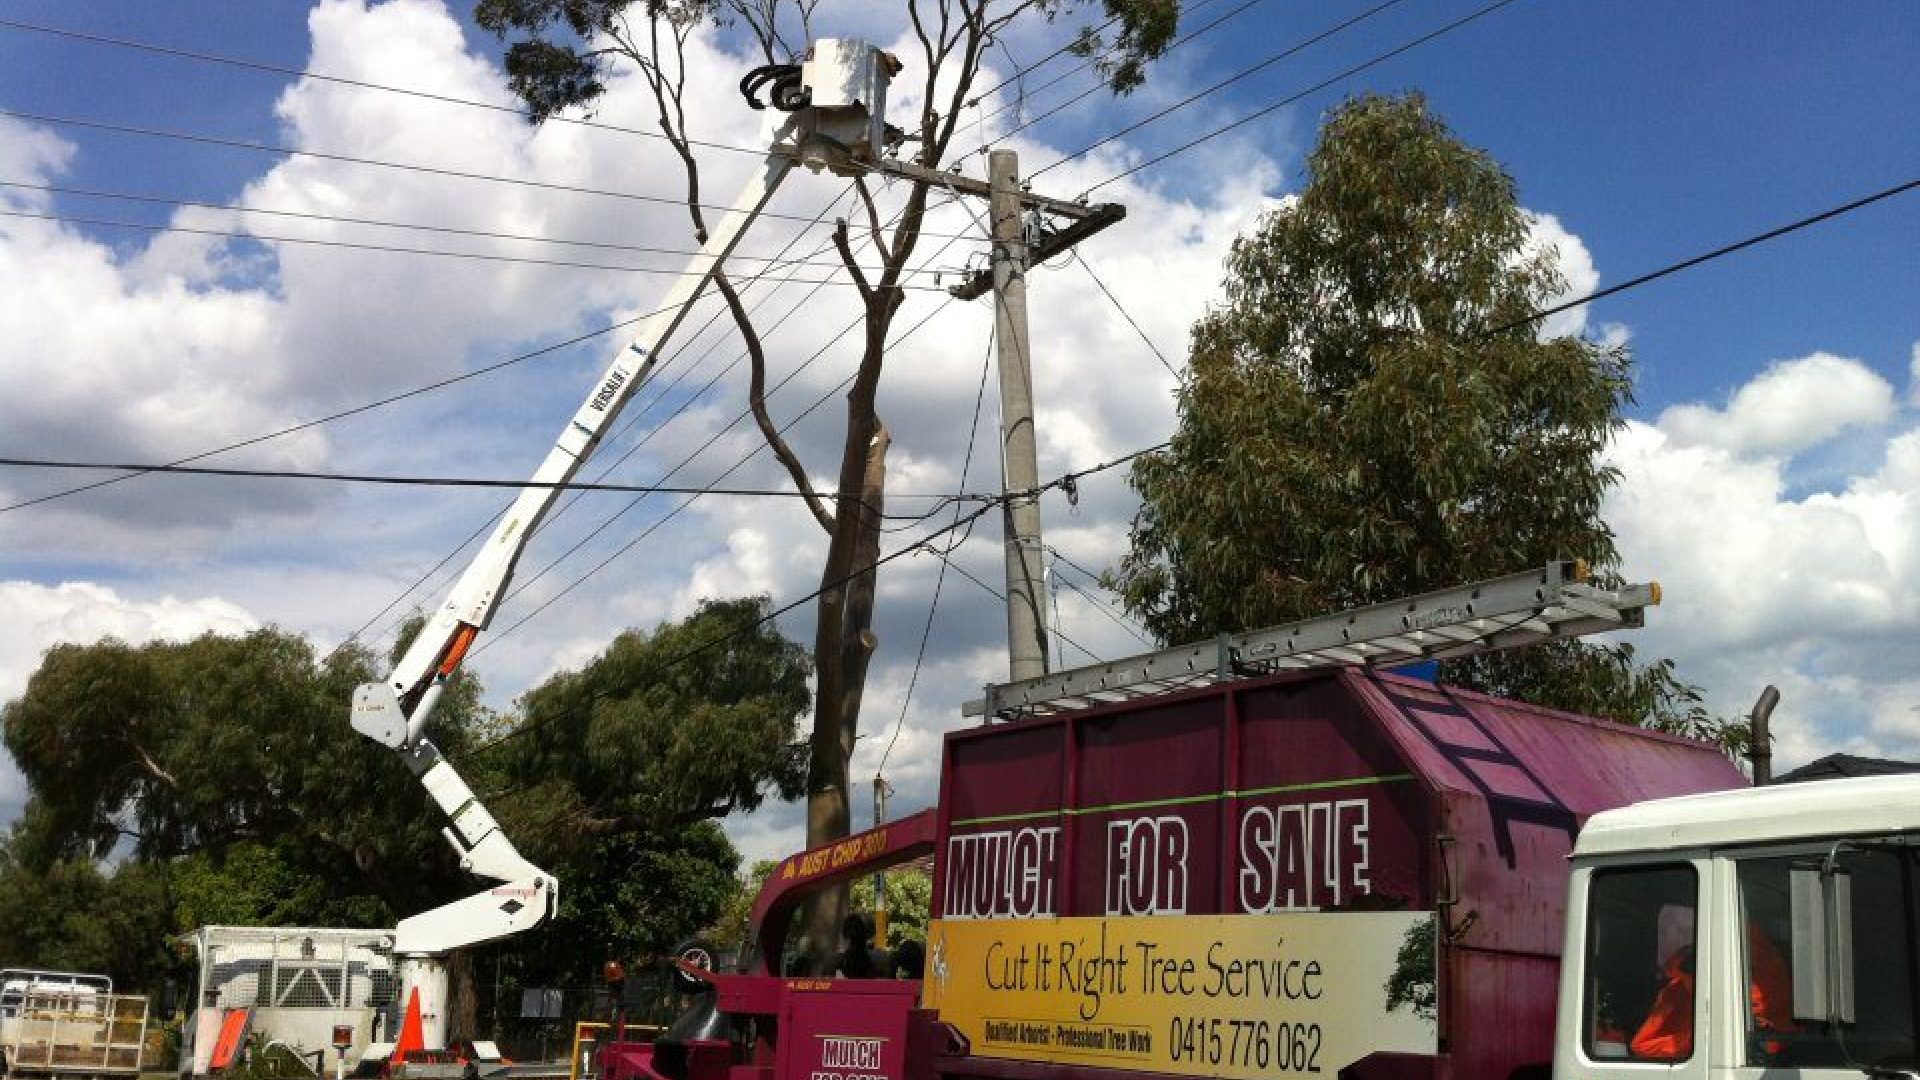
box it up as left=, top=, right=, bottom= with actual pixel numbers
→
left=988, top=149, right=1050, bottom=682
left=895, top=147, right=1121, bottom=684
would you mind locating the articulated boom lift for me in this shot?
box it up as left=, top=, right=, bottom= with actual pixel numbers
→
left=345, top=40, right=902, bottom=1050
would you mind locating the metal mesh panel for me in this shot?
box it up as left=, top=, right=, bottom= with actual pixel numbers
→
left=194, top=928, right=396, bottom=1012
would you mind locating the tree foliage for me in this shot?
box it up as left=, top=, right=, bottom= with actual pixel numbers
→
left=0, top=598, right=809, bottom=1004
left=497, top=597, right=810, bottom=854
left=850, top=867, right=932, bottom=947
left=1114, top=93, right=1735, bottom=740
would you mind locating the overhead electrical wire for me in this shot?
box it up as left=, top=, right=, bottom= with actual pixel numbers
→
left=914, top=540, right=1111, bottom=665
left=533, top=194, right=858, bottom=531
left=477, top=196, right=975, bottom=612
left=1076, top=0, right=1525, bottom=193
left=985, top=0, right=1264, bottom=155
left=0, top=290, right=724, bottom=514
left=0, top=106, right=981, bottom=242
left=877, top=321, right=997, bottom=777
left=0, top=179, right=947, bottom=274
left=1074, top=252, right=1180, bottom=380
left=460, top=443, right=1155, bottom=760
left=961, top=7, right=1128, bottom=113
left=0, top=13, right=1084, bottom=181
left=0, top=107, right=806, bottom=222
left=341, top=184, right=861, bottom=655
left=0, top=16, right=773, bottom=159
left=1029, top=0, right=1412, bottom=180
left=956, top=0, right=1259, bottom=176
left=472, top=293, right=963, bottom=658
left=460, top=496, right=1002, bottom=760
left=467, top=186, right=988, bottom=651
left=0, top=188, right=973, bottom=518
left=1482, top=175, right=1920, bottom=337
left=0, top=457, right=982, bottom=509
left=1047, top=554, right=1157, bottom=648
left=0, top=208, right=946, bottom=287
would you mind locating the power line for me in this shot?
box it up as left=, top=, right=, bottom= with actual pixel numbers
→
left=0, top=107, right=817, bottom=220
left=481, top=198, right=975, bottom=613
left=0, top=107, right=980, bottom=241
left=471, top=193, right=987, bottom=652
left=1081, top=0, right=1525, bottom=194
left=460, top=441, right=1155, bottom=760
left=338, top=186, right=861, bottom=657
left=1031, top=0, right=1411, bottom=180
left=1046, top=553, right=1157, bottom=648
left=0, top=292, right=718, bottom=514
left=494, top=306, right=868, bottom=609
left=910, top=537, right=1112, bottom=665
left=1485, top=176, right=1920, bottom=337
left=0, top=208, right=945, bottom=287
left=0, top=191, right=970, bottom=517
left=956, top=0, right=1259, bottom=169
left=0, top=17, right=776, bottom=162
left=472, top=297, right=957, bottom=658
left=878, top=320, right=997, bottom=777
left=0, top=179, right=945, bottom=274
left=461, top=497, right=1002, bottom=760
left=0, top=457, right=981, bottom=507
left=963, top=8, right=1127, bottom=112
left=1074, top=252, right=1180, bottom=380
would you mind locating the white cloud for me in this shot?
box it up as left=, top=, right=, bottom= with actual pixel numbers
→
left=1605, top=342, right=1920, bottom=770
left=1657, top=352, right=1896, bottom=457
left=1525, top=210, right=1599, bottom=339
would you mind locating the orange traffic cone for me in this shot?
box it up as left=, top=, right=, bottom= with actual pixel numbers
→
left=392, top=988, right=427, bottom=1069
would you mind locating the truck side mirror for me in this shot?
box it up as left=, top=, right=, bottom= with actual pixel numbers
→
left=1789, top=862, right=1856, bottom=1024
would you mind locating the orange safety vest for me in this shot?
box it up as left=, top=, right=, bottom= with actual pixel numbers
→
left=1630, top=947, right=1695, bottom=1061
left=1629, top=927, right=1798, bottom=1062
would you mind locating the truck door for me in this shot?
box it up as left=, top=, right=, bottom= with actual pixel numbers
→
left=1563, top=860, right=1711, bottom=1078
left=1726, top=844, right=1920, bottom=1074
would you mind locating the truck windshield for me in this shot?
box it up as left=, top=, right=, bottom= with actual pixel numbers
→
left=1737, top=843, right=1920, bottom=1071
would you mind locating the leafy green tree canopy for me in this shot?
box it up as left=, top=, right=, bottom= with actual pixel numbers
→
left=1114, top=93, right=1727, bottom=736
left=473, top=0, right=1183, bottom=121
left=496, top=596, right=810, bottom=862
left=2, top=629, right=473, bottom=907
left=0, top=598, right=810, bottom=995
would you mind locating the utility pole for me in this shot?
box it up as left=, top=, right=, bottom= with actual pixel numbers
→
left=989, top=149, right=1049, bottom=682
left=885, top=150, right=1124, bottom=685
left=871, top=776, right=892, bottom=946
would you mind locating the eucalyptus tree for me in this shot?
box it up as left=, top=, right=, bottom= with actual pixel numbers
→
left=1113, top=93, right=1735, bottom=743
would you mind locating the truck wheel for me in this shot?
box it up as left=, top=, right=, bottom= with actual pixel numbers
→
left=669, top=938, right=717, bottom=995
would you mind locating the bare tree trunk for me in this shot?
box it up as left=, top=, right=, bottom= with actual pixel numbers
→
left=446, top=950, right=479, bottom=1043
left=800, top=285, right=902, bottom=964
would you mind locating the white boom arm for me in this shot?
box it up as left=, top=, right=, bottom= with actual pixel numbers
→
left=341, top=39, right=899, bottom=1044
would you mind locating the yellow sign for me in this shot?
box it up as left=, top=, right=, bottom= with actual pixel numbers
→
left=923, top=912, right=1437, bottom=1079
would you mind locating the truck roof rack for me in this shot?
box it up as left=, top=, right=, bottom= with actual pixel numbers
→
left=964, top=560, right=1659, bottom=719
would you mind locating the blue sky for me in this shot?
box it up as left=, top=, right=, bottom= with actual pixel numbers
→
left=0, top=0, right=1916, bottom=859
left=4, top=1, right=1915, bottom=404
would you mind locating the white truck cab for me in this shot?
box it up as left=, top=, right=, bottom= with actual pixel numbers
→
left=1555, top=772, right=1920, bottom=1078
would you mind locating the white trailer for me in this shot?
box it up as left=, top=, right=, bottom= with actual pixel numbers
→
left=186, top=928, right=398, bottom=1077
